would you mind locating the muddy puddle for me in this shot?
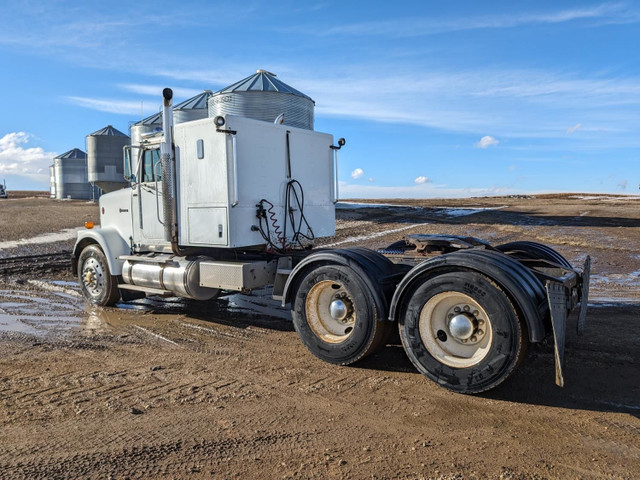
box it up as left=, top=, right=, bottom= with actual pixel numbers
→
left=1, top=276, right=638, bottom=345
left=0, top=280, right=292, bottom=339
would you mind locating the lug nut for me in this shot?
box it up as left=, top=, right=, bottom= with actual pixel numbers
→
left=477, top=329, right=484, bottom=336
left=454, top=307, right=461, bottom=313
left=470, top=335, right=477, bottom=342
left=473, top=310, right=479, bottom=317
left=478, top=319, right=485, bottom=325
left=448, top=313, right=454, bottom=320
left=464, top=305, right=470, bottom=312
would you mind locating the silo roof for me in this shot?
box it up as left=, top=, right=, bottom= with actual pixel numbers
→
left=217, top=70, right=313, bottom=101
left=134, top=111, right=163, bottom=126
left=55, top=148, right=87, bottom=160
left=174, top=90, right=213, bottom=110
left=88, top=125, right=129, bottom=137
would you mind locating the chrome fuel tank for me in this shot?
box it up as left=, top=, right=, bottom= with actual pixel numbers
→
left=122, top=256, right=218, bottom=300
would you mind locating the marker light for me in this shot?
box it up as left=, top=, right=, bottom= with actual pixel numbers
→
left=85, top=221, right=94, bottom=229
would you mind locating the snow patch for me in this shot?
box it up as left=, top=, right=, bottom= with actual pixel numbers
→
left=432, top=206, right=507, bottom=217
left=336, top=202, right=422, bottom=210
left=324, top=224, right=427, bottom=247
left=337, top=202, right=507, bottom=217
left=0, top=227, right=81, bottom=249
left=590, top=271, right=640, bottom=288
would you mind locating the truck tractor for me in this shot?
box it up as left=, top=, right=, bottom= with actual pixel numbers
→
left=73, top=88, right=590, bottom=394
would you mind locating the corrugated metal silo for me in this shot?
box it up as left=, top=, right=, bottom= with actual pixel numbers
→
left=86, top=125, right=130, bottom=193
left=49, top=164, right=56, bottom=198
left=208, top=70, right=315, bottom=130
left=173, top=90, right=213, bottom=124
left=54, top=148, right=90, bottom=200
left=130, top=111, right=163, bottom=147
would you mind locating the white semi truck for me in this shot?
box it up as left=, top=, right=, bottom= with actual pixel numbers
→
left=73, top=88, right=590, bottom=394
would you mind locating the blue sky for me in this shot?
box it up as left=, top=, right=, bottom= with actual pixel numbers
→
left=0, top=0, right=638, bottom=197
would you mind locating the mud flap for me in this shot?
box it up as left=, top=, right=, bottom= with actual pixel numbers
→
left=546, top=281, right=567, bottom=387
left=577, top=256, right=591, bottom=336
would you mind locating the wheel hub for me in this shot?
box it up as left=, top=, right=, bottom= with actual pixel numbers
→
left=83, top=270, right=97, bottom=288
left=330, top=298, right=348, bottom=321
left=445, top=304, right=486, bottom=344
left=448, top=314, right=475, bottom=340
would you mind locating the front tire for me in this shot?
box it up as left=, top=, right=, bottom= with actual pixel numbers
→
left=291, top=264, right=388, bottom=365
left=78, top=244, right=121, bottom=306
left=399, top=270, right=527, bottom=393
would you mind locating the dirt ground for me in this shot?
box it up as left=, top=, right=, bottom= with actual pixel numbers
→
left=0, top=194, right=639, bottom=479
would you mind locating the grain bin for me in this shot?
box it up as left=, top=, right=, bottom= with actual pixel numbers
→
left=208, top=70, right=314, bottom=130
left=174, top=90, right=213, bottom=124
left=130, top=111, right=163, bottom=147
left=86, top=125, right=130, bottom=194
left=49, top=164, right=56, bottom=198
left=54, top=148, right=90, bottom=200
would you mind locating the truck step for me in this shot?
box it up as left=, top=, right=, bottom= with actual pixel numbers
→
left=118, top=254, right=177, bottom=265
left=118, top=284, right=173, bottom=296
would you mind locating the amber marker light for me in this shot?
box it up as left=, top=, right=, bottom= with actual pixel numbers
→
left=85, top=221, right=94, bottom=229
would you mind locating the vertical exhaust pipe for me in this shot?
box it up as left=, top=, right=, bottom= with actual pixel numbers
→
left=160, top=88, right=177, bottom=246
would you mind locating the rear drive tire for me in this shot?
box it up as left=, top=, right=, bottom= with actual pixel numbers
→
left=291, top=264, right=388, bottom=365
left=78, top=244, right=121, bottom=306
left=399, top=270, right=528, bottom=394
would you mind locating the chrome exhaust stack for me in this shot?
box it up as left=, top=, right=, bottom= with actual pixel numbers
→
left=160, top=88, right=177, bottom=246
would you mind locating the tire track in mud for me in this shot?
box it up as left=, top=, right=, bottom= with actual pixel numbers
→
left=1, top=327, right=639, bottom=479
left=0, top=425, right=310, bottom=480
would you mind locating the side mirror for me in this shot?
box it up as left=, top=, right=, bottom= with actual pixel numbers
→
left=123, top=145, right=137, bottom=183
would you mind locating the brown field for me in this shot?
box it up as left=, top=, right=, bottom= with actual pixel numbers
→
left=0, top=194, right=638, bottom=479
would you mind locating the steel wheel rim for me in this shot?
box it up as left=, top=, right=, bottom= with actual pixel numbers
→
left=418, top=291, right=493, bottom=368
left=81, top=257, right=105, bottom=298
left=306, top=280, right=356, bottom=343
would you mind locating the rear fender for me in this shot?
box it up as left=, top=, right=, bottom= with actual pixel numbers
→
left=388, top=249, right=548, bottom=343
left=281, top=248, right=404, bottom=321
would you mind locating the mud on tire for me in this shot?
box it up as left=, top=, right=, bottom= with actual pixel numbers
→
left=399, top=270, right=528, bottom=394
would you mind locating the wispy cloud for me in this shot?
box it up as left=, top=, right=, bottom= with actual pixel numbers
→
left=414, top=176, right=430, bottom=184
left=66, top=96, right=144, bottom=115
left=293, top=68, right=640, bottom=141
left=566, top=123, right=583, bottom=134
left=0, top=132, right=56, bottom=182
left=118, top=84, right=203, bottom=100
left=314, top=3, right=637, bottom=37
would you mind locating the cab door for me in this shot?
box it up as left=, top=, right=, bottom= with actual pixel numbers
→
left=131, top=147, right=167, bottom=245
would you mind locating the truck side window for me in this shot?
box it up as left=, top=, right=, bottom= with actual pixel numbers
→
left=141, top=149, right=162, bottom=183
